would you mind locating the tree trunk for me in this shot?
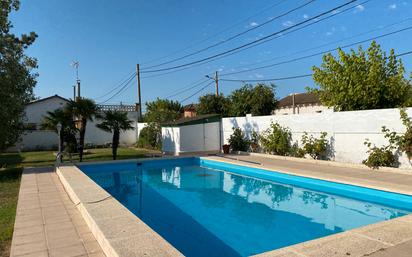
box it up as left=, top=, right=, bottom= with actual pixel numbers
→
left=79, top=119, right=87, bottom=162
left=112, top=130, right=120, bottom=160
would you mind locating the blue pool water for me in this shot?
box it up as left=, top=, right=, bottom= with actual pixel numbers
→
left=80, top=158, right=412, bottom=257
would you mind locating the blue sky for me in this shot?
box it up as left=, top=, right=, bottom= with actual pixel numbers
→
left=10, top=0, right=412, bottom=109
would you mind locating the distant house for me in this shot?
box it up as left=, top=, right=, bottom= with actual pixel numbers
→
left=9, top=95, right=138, bottom=151
left=24, top=95, right=70, bottom=131
left=273, top=92, right=329, bottom=115
left=183, top=104, right=197, bottom=118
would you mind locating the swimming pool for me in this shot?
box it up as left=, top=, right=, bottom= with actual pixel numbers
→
left=79, top=157, right=412, bottom=257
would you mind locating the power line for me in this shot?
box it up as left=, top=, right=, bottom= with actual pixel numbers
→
left=227, top=15, right=411, bottom=72
left=98, top=75, right=136, bottom=105
left=220, top=25, right=412, bottom=76
left=180, top=81, right=215, bottom=103
left=140, top=0, right=288, bottom=66
left=142, top=0, right=315, bottom=70
left=140, top=0, right=359, bottom=74
left=93, top=71, right=136, bottom=100
left=164, top=78, right=211, bottom=99
left=220, top=74, right=313, bottom=83
left=397, top=50, right=412, bottom=57
left=139, top=0, right=369, bottom=79
left=219, top=49, right=412, bottom=83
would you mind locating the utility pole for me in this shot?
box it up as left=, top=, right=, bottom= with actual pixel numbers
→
left=76, top=79, right=81, bottom=99
left=136, top=64, right=142, bottom=121
left=205, top=71, right=219, bottom=96
left=215, top=71, right=219, bottom=96
left=73, top=85, right=76, bottom=100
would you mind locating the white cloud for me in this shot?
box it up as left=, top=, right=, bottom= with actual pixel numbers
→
left=326, top=26, right=337, bottom=36
left=255, top=73, right=264, bottom=79
left=303, top=14, right=309, bottom=19
left=282, top=20, right=294, bottom=27
left=250, top=21, right=259, bottom=27
left=389, top=4, right=397, bottom=9
left=354, top=4, right=365, bottom=13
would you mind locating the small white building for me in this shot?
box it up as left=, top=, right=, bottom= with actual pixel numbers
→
left=162, top=114, right=221, bottom=155
left=273, top=92, right=330, bottom=115
left=10, top=95, right=139, bottom=151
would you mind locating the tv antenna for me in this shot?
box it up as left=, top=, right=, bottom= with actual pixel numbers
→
left=70, top=61, right=80, bottom=81
left=71, top=61, right=81, bottom=98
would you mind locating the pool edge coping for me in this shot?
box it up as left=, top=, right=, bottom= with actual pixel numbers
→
left=252, top=214, right=412, bottom=257
left=56, top=162, right=184, bottom=257
left=57, top=156, right=412, bottom=257
left=201, top=156, right=412, bottom=196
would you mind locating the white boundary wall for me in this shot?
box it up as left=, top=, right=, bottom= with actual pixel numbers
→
left=12, top=113, right=138, bottom=151
left=136, top=122, right=147, bottom=139
left=222, top=108, right=412, bottom=169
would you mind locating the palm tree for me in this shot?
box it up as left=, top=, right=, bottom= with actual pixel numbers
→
left=96, top=110, right=134, bottom=160
left=41, top=108, right=77, bottom=162
left=67, top=98, right=99, bottom=162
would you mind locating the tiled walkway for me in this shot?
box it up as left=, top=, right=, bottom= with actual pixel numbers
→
left=10, top=167, right=106, bottom=257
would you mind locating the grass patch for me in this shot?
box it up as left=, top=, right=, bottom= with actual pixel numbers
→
left=0, top=168, right=22, bottom=257
left=0, top=147, right=158, bottom=256
left=0, top=147, right=159, bottom=168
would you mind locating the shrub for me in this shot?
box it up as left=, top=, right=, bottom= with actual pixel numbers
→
left=363, top=109, right=412, bottom=168
left=290, top=142, right=306, bottom=158
left=137, top=123, right=161, bottom=150
left=363, top=139, right=398, bottom=169
left=228, top=127, right=250, bottom=152
left=399, top=109, right=412, bottom=159
left=250, top=130, right=260, bottom=152
left=301, top=132, right=329, bottom=160
left=260, top=122, right=291, bottom=156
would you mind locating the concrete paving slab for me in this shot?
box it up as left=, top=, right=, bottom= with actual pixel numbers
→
left=366, top=239, right=412, bottom=257
left=10, top=167, right=106, bottom=257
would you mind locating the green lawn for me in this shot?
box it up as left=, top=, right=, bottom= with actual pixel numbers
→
left=0, top=167, right=21, bottom=257
left=0, top=147, right=158, bottom=257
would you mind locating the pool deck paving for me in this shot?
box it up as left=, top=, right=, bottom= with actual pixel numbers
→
left=10, top=156, right=412, bottom=257
left=10, top=167, right=106, bottom=257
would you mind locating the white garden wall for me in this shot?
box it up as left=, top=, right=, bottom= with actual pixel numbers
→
left=12, top=112, right=138, bottom=151
left=222, top=108, right=412, bottom=169
left=136, top=122, right=147, bottom=139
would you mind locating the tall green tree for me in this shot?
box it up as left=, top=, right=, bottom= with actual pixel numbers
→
left=229, top=84, right=277, bottom=116
left=310, top=41, right=412, bottom=111
left=41, top=108, right=77, bottom=161
left=96, top=110, right=134, bottom=160
left=67, top=98, right=99, bottom=162
left=144, top=98, right=183, bottom=123
left=138, top=98, right=182, bottom=150
left=0, top=0, right=38, bottom=150
left=197, top=93, right=230, bottom=117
